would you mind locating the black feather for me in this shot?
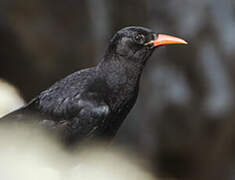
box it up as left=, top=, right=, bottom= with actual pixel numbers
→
left=1, top=26, right=158, bottom=145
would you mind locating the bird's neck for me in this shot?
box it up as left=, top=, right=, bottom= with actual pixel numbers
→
left=96, top=55, right=144, bottom=112
left=97, top=56, right=144, bottom=90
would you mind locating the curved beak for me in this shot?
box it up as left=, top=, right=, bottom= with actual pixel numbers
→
left=145, top=34, right=188, bottom=47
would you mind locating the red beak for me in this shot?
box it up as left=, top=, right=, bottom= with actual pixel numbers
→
left=153, top=34, right=188, bottom=47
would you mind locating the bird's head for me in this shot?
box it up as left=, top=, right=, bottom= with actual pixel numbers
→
left=105, top=26, right=187, bottom=64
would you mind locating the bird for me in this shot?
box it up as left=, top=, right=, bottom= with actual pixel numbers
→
left=0, top=26, right=187, bottom=145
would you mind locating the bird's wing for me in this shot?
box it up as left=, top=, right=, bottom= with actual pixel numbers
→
left=0, top=92, right=110, bottom=143
left=0, top=106, right=35, bottom=122
left=36, top=91, right=111, bottom=140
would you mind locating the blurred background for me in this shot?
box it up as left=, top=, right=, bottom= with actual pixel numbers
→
left=0, top=0, right=235, bottom=179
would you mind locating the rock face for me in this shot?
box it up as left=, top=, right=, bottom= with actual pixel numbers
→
left=0, top=0, right=235, bottom=179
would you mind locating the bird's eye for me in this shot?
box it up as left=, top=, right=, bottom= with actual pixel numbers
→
left=134, top=34, right=145, bottom=45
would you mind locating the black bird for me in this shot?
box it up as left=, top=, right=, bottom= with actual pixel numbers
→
left=1, top=26, right=187, bottom=145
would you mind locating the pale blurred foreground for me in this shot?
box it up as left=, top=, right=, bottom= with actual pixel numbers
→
left=0, top=79, right=24, bottom=117
left=0, top=123, right=158, bottom=180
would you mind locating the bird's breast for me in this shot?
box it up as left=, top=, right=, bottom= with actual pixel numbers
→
left=101, top=90, right=138, bottom=139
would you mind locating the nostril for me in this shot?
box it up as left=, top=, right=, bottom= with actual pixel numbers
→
left=152, top=33, right=157, bottom=40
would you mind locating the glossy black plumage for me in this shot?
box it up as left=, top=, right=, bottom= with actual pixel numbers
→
left=0, top=26, right=169, bottom=145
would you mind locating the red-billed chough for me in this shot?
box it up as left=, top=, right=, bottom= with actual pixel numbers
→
left=1, top=26, right=187, bottom=145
